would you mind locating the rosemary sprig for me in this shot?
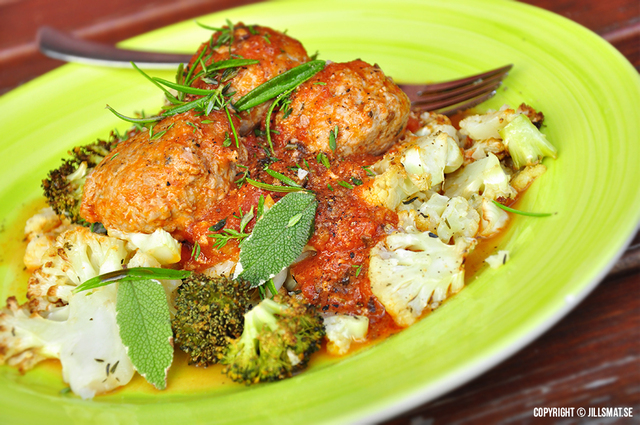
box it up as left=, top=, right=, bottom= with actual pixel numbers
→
left=492, top=200, right=554, bottom=217
left=246, top=178, right=309, bottom=193
left=233, top=60, right=325, bottom=112
left=74, top=268, right=193, bottom=293
left=265, top=168, right=301, bottom=188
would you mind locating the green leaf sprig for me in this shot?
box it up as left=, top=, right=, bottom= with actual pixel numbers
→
left=236, top=191, right=318, bottom=287
left=208, top=206, right=254, bottom=249
left=72, top=267, right=192, bottom=390
left=116, top=279, right=173, bottom=390
left=233, top=60, right=326, bottom=112
left=492, top=200, right=554, bottom=217
left=74, top=267, right=192, bottom=293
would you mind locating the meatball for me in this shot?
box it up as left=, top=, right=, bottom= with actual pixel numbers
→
left=80, top=111, right=245, bottom=235
left=273, top=60, right=411, bottom=157
left=185, top=23, right=310, bottom=134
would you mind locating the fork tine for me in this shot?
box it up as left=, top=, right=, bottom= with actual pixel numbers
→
left=436, top=90, right=499, bottom=116
left=411, top=74, right=504, bottom=107
left=415, top=64, right=512, bottom=95
left=399, top=64, right=513, bottom=115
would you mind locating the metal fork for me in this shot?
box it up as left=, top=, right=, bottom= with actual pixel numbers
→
left=37, top=26, right=512, bottom=115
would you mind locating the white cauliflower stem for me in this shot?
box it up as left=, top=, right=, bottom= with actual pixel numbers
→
left=369, top=232, right=475, bottom=327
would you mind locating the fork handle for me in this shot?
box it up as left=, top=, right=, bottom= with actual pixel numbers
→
left=37, top=26, right=192, bottom=69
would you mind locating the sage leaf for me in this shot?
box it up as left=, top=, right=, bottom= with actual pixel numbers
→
left=237, top=192, right=317, bottom=287
left=116, top=279, right=173, bottom=390
left=233, top=60, right=325, bottom=112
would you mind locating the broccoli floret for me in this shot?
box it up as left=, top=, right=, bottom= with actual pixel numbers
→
left=42, top=138, right=117, bottom=225
left=221, top=294, right=325, bottom=385
left=171, top=274, right=252, bottom=367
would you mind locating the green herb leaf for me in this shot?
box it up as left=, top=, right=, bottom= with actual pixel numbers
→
left=106, top=105, right=162, bottom=124
left=265, top=168, right=301, bottom=187
left=246, top=178, right=309, bottom=193
left=237, top=192, right=317, bottom=287
left=337, top=180, right=354, bottom=189
left=116, top=279, right=173, bottom=390
left=317, top=152, right=330, bottom=168
left=205, top=58, right=260, bottom=73
left=74, top=267, right=192, bottom=293
left=233, top=60, right=325, bottom=112
left=491, top=200, right=554, bottom=217
left=329, top=125, right=338, bottom=152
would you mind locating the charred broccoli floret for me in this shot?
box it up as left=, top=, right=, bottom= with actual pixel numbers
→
left=171, top=274, right=252, bottom=367
left=221, top=294, right=325, bottom=385
left=42, top=138, right=117, bottom=224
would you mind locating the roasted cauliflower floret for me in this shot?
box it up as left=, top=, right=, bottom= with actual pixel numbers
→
left=369, top=231, right=475, bottom=327
left=0, top=286, right=135, bottom=399
left=322, top=314, right=369, bottom=356
left=443, top=153, right=516, bottom=201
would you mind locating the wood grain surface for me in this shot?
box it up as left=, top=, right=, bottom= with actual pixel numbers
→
left=0, top=0, right=638, bottom=423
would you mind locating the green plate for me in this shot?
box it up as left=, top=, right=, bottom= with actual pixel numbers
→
left=1, top=0, right=639, bottom=423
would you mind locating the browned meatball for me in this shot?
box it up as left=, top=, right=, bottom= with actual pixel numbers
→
left=185, top=23, right=310, bottom=134
left=80, top=111, right=245, bottom=235
left=273, top=60, right=411, bottom=157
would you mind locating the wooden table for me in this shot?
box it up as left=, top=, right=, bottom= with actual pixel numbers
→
left=1, top=0, right=638, bottom=423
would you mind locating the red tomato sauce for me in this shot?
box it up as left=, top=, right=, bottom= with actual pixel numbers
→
left=177, top=131, right=403, bottom=340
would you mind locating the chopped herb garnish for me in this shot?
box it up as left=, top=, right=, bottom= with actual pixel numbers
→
left=257, top=194, right=265, bottom=219
left=337, top=180, right=354, bottom=189
left=329, top=125, right=338, bottom=152
left=351, top=177, right=363, bottom=186
left=362, top=166, right=375, bottom=176
left=208, top=207, right=254, bottom=249
left=352, top=264, right=362, bottom=277
left=317, top=152, right=330, bottom=168
left=191, top=241, right=201, bottom=260
left=265, top=168, right=301, bottom=188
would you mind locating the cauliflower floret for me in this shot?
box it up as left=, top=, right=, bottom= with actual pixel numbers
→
left=398, top=193, right=480, bottom=243
left=458, top=105, right=520, bottom=141
left=359, top=162, right=420, bottom=211
left=27, top=227, right=130, bottom=314
left=415, top=111, right=460, bottom=144
left=444, top=153, right=516, bottom=201
left=23, top=207, right=78, bottom=270
left=323, top=314, right=369, bottom=356
left=401, top=131, right=463, bottom=189
left=108, top=228, right=181, bottom=265
left=369, top=231, right=476, bottom=327
left=510, top=164, right=547, bottom=193
left=0, top=286, right=135, bottom=399
left=476, top=195, right=510, bottom=238
left=499, top=114, right=556, bottom=169
left=360, top=130, right=462, bottom=211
